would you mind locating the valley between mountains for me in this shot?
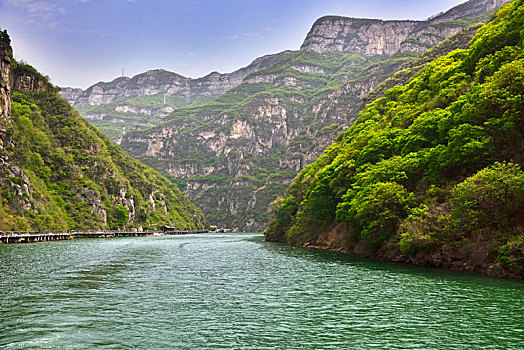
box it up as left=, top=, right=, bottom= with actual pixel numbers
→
left=1, top=0, right=522, bottom=278
left=1, top=3, right=524, bottom=350
left=62, top=0, right=511, bottom=232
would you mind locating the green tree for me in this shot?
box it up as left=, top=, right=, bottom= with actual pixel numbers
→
left=498, top=238, right=524, bottom=270
left=339, top=182, right=415, bottom=248
left=114, top=205, right=129, bottom=229
left=450, top=162, right=524, bottom=232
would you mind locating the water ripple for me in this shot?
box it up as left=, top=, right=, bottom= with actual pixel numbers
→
left=1, top=233, right=523, bottom=349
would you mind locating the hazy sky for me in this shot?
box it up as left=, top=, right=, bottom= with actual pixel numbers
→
left=1, top=0, right=465, bottom=89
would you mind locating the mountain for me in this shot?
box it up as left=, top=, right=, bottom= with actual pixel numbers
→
left=65, top=0, right=509, bottom=231
left=0, top=32, right=206, bottom=231
left=61, top=52, right=296, bottom=141
left=63, top=52, right=296, bottom=107
left=265, top=0, right=524, bottom=278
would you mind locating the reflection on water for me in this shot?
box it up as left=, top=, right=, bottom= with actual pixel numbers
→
left=1, top=233, right=523, bottom=349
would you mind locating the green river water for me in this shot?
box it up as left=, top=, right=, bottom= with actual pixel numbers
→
left=1, top=233, right=523, bottom=349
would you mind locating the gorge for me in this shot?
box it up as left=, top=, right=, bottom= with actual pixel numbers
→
left=0, top=0, right=522, bottom=279
left=1, top=0, right=523, bottom=348
left=63, top=0, right=511, bottom=232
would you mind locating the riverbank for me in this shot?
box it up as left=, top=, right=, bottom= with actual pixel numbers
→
left=267, top=222, right=523, bottom=280
left=0, top=230, right=209, bottom=244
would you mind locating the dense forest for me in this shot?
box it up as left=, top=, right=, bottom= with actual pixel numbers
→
left=266, top=0, right=524, bottom=277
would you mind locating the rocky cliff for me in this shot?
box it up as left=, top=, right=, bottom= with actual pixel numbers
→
left=301, top=0, right=510, bottom=54
left=300, top=18, right=418, bottom=55
left=0, top=29, right=11, bottom=149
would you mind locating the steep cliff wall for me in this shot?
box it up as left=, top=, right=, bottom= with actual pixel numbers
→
left=300, top=18, right=417, bottom=55
left=301, top=0, right=510, bottom=54
left=0, top=30, right=12, bottom=149
left=12, top=70, right=52, bottom=94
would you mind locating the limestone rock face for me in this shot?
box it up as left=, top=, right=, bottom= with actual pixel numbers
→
left=0, top=157, right=36, bottom=212
left=0, top=33, right=40, bottom=214
left=300, top=18, right=418, bottom=55
left=60, top=87, right=83, bottom=105
left=12, top=72, right=51, bottom=94
left=301, top=0, right=511, bottom=55
left=0, top=33, right=11, bottom=148
left=0, top=44, right=10, bottom=119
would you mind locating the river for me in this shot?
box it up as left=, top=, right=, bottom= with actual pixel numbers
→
left=1, top=233, right=523, bottom=349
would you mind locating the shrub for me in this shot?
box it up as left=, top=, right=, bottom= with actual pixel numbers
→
left=114, top=205, right=129, bottom=229
left=498, top=238, right=524, bottom=270
left=339, top=182, right=415, bottom=248
left=450, top=162, right=524, bottom=232
left=398, top=203, right=451, bottom=255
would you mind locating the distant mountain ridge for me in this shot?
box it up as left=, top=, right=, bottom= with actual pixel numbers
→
left=62, top=52, right=296, bottom=107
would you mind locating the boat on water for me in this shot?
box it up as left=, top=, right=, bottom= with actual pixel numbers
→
left=146, top=232, right=166, bottom=237
left=208, top=225, right=231, bottom=233
left=213, top=228, right=231, bottom=233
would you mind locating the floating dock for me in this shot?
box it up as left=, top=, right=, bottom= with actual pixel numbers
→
left=0, top=229, right=209, bottom=244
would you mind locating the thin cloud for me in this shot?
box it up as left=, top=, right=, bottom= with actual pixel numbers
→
left=226, top=32, right=261, bottom=41
left=70, top=28, right=122, bottom=38
left=3, top=0, right=66, bottom=19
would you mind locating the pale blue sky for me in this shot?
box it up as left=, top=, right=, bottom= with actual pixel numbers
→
left=0, top=0, right=464, bottom=89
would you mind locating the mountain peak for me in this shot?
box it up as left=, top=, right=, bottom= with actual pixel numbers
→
left=300, top=0, right=511, bottom=55
left=300, top=16, right=418, bottom=55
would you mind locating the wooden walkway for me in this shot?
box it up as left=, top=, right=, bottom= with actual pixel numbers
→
left=0, top=229, right=209, bottom=244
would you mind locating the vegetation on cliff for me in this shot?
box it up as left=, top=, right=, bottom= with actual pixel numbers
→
left=265, top=0, right=524, bottom=277
left=121, top=50, right=382, bottom=230
left=0, top=51, right=206, bottom=231
left=55, top=0, right=507, bottom=232
left=76, top=93, right=216, bottom=140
